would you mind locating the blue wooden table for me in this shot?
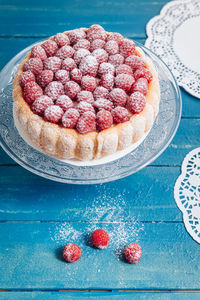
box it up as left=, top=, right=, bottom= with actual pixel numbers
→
left=0, top=0, right=200, bottom=299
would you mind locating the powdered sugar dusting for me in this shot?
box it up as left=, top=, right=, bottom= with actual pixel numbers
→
left=83, top=185, right=144, bottom=259
left=50, top=184, right=144, bottom=268
left=51, top=223, right=80, bottom=244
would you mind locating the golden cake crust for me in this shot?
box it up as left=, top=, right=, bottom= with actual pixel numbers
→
left=13, top=29, right=160, bottom=161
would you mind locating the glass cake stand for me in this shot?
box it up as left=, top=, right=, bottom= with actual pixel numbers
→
left=0, top=42, right=182, bottom=184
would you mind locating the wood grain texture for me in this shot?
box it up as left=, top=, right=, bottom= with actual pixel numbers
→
left=0, top=222, right=200, bottom=290
left=0, top=292, right=200, bottom=299
left=0, top=0, right=169, bottom=38
left=0, top=0, right=199, bottom=295
left=0, top=166, right=183, bottom=222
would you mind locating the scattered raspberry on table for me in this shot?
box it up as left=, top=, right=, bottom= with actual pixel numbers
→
left=63, top=243, right=82, bottom=263
left=91, top=229, right=110, bottom=249
left=123, top=242, right=142, bottom=263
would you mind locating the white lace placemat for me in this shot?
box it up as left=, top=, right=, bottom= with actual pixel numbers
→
left=145, top=0, right=200, bottom=99
left=174, top=148, right=200, bottom=243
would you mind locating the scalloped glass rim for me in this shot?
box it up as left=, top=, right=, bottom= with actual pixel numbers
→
left=0, top=41, right=182, bottom=184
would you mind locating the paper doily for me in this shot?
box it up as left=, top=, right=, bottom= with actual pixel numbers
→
left=174, top=148, right=200, bottom=243
left=145, top=0, right=200, bottom=99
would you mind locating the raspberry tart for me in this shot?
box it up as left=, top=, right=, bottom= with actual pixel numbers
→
left=13, top=25, right=160, bottom=162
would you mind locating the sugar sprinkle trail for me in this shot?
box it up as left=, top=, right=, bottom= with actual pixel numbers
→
left=50, top=183, right=144, bottom=261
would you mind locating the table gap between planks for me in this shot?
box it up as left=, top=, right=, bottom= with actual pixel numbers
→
left=0, top=0, right=200, bottom=299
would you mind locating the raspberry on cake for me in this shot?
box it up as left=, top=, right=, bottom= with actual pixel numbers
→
left=94, top=98, right=113, bottom=111
left=73, top=39, right=90, bottom=51
left=81, top=75, right=97, bottom=92
left=108, top=53, right=124, bottom=66
left=20, top=71, right=35, bottom=87
left=31, top=45, right=47, bottom=61
left=13, top=25, right=160, bottom=161
left=37, top=70, right=54, bottom=88
left=55, top=95, right=73, bottom=111
left=62, top=108, right=80, bottom=129
left=77, top=90, right=94, bottom=103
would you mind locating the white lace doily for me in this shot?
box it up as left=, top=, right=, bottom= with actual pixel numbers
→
left=145, top=0, right=200, bottom=99
left=174, top=148, right=200, bottom=243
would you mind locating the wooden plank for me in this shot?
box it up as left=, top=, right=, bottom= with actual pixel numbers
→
left=0, top=37, right=40, bottom=70
left=0, top=166, right=182, bottom=222
left=0, top=0, right=168, bottom=37
left=0, top=291, right=200, bottom=299
left=0, top=222, right=199, bottom=290
left=0, top=118, right=199, bottom=166
left=153, top=118, right=200, bottom=166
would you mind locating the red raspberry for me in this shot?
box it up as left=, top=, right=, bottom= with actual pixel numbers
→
left=76, top=111, right=96, bottom=134
left=68, top=29, right=86, bottom=45
left=24, top=81, right=43, bottom=104
left=31, top=45, right=47, bottom=61
left=81, top=75, right=97, bottom=92
left=124, top=243, right=141, bottom=264
left=92, top=49, right=108, bottom=64
left=63, top=243, right=82, bottom=263
left=93, top=98, right=113, bottom=111
left=116, top=64, right=133, bottom=76
left=36, top=70, right=54, bottom=88
left=98, top=62, right=115, bottom=76
left=87, top=24, right=107, bottom=42
left=43, top=56, right=62, bottom=72
left=73, top=39, right=90, bottom=51
left=62, top=108, right=80, bottom=128
left=53, top=33, right=70, bottom=47
left=130, top=78, right=148, bottom=95
left=61, top=58, right=77, bottom=72
left=120, top=39, right=136, bottom=57
left=100, top=73, right=114, bottom=91
left=44, top=81, right=64, bottom=100
left=24, top=58, right=43, bottom=76
left=70, top=68, right=82, bottom=83
left=31, top=95, right=54, bottom=115
left=90, top=39, right=106, bottom=52
left=109, top=88, right=127, bottom=107
left=107, top=32, right=124, bottom=45
left=54, top=70, right=70, bottom=85
left=105, top=40, right=119, bottom=55
left=20, top=71, right=35, bottom=87
left=91, top=229, right=110, bottom=249
left=76, top=91, right=94, bottom=103
left=93, top=86, right=109, bottom=100
left=108, top=54, right=124, bottom=66
left=77, top=101, right=95, bottom=114
left=112, top=106, right=130, bottom=124
left=125, top=55, right=145, bottom=70
left=65, top=81, right=81, bottom=99
left=96, top=110, right=113, bottom=131
left=79, top=55, right=99, bottom=77
left=74, top=49, right=90, bottom=65
left=55, top=95, right=73, bottom=111
left=115, top=74, right=135, bottom=91
left=127, top=92, right=146, bottom=114
left=44, top=105, right=64, bottom=123
left=56, top=45, right=75, bottom=60
left=134, top=67, right=153, bottom=83
left=41, top=40, right=58, bottom=57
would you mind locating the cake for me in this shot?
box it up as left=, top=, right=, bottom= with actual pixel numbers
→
left=13, top=25, right=160, bottom=161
